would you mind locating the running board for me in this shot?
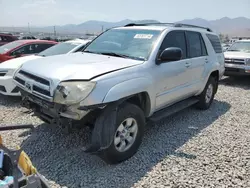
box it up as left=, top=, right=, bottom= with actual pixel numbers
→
left=150, top=98, right=199, bottom=122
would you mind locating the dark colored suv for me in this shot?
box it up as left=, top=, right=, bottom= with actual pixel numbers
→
left=0, top=33, right=18, bottom=46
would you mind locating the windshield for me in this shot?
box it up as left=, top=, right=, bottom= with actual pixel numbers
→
left=0, top=40, right=25, bottom=54
left=38, top=42, right=80, bottom=56
left=84, top=29, right=161, bottom=60
left=227, top=41, right=250, bottom=53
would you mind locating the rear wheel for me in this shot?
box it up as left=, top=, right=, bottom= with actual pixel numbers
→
left=196, top=76, right=217, bottom=110
left=97, top=102, right=145, bottom=164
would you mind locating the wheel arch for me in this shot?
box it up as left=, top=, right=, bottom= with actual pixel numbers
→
left=102, top=78, right=153, bottom=117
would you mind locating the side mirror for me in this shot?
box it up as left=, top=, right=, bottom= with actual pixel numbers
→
left=157, top=47, right=182, bottom=64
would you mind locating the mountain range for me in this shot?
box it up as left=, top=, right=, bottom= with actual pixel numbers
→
left=2, top=17, right=250, bottom=37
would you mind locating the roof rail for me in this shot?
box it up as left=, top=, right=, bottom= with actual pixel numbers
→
left=174, top=23, right=213, bottom=32
left=124, top=22, right=213, bottom=32
left=124, top=22, right=175, bottom=27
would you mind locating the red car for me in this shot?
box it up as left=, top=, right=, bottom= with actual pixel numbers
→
left=0, top=33, right=18, bottom=46
left=0, top=40, right=57, bottom=63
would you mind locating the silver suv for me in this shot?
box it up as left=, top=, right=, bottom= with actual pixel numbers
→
left=224, top=39, right=250, bottom=76
left=13, top=23, right=225, bottom=164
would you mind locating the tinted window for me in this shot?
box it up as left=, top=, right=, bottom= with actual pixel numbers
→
left=11, top=44, right=34, bottom=55
left=36, top=43, right=55, bottom=53
left=186, top=31, right=203, bottom=58
left=206, top=34, right=222, bottom=53
left=200, top=35, right=208, bottom=56
left=159, top=31, right=187, bottom=59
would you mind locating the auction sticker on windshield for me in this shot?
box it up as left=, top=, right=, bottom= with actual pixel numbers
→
left=134, top=34, right=153, bottom=39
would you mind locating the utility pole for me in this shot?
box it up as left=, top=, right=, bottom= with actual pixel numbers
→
left=53, top=25, right=56, bottom=38
left=28, top=22, right=30, bottom=34
left=101, top=25, right=104, bottom=32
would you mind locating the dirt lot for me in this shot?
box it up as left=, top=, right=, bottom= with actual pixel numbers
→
left=0, top=76, right=250, bottom=188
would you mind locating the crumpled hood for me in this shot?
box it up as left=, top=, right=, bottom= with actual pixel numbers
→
left=224, top=51, right=250, bottom=59
left=20, top=52, right=143, bottom=82
left=0, top=55, right=41, bottom=69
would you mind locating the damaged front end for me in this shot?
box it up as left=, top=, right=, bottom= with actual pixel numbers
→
left=19, top=88, right=115, bottom=155
left=19, top=88, right=90, bottom=131
left=19, top=87, right=122, bottom=155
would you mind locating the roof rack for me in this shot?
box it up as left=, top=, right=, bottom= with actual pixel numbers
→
left=174, top=23, right=213, bottom=32
left=124, top=22, right=213, bottom=32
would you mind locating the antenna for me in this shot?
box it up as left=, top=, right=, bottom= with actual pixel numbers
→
left=53, top=25, right=57, bottom=38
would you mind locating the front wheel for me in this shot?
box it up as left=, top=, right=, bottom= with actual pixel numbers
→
left=97, top=102, right=145, bottom=164
left=196, top=76, right=217, bottom=110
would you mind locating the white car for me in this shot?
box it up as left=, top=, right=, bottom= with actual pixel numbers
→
left=0, top=39, right=90, bottom=96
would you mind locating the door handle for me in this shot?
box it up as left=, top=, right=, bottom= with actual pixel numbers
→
left=185, top=62, right=191, bottom=67
left=205, top=59, right=209, bottom=63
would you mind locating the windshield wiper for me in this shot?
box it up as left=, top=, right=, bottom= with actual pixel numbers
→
left=84, top=50, right=97, bottom=54
left=99, top=52, right=145, bottom=60
left=227, top=49, right=239, bottom=52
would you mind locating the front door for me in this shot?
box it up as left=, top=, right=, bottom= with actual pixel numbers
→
left=154, top=30, right=192, bottom=110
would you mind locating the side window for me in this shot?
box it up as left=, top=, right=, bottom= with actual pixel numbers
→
left=200, top=35, right=208, bottom=56
left=206, top=34, right=222, bottom=53
left=159, top=31, right=187, bottom=59
left=11, top=44, right=34, bottom=56
left=41, top=44, right=54, bottom=51
left=186, top=31, right=203, bottom=58
left=34, top=43, right=54, bottom=53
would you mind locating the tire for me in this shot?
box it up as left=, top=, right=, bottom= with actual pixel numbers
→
left=97, top=102, right=145, bottom=164
left=196, top=76, right=217, bottom=110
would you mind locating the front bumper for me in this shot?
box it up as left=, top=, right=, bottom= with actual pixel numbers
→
left=0, top=76, right=20, bottom=96
left=20, top=89, right=90, bottom=125
left=224, top=63, right=250, bottom=76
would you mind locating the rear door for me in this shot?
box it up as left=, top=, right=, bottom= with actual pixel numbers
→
left=185, top=31, right=208, bottom=92
left=206, top=34, right=224, bottom=72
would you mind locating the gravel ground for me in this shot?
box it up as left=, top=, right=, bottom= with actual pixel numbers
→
left=0, top=76, right=250, bottom=188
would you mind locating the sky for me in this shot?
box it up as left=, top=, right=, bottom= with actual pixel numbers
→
left=1, top=0, right=250, bottom=27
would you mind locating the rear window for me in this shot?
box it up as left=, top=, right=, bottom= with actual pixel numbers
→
left=206, top=34, right=222, bottom=53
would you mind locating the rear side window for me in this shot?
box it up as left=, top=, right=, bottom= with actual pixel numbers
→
left=186, top=31, right=203, bottom=58
left=160, top=31, right=187, bottom=59
left=206, top=34, right=222, bottom=53
left=37, top=43, right=55, bottom=52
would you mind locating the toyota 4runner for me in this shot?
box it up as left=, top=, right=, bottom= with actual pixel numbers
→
left=13, top=23, right=225, bottom=164
left=224, top=39, right=250, bottom=76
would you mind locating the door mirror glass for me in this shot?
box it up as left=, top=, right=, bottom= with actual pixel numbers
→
left=158, top=47, right=182, bottom=63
